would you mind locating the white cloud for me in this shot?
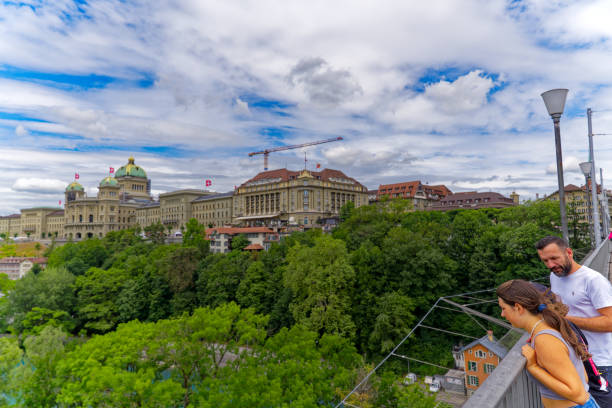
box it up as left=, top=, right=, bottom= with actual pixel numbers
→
left=423, top=70, right=496, bottom=114
left=234, top=98, right=251, bottom=116
left=1, top=0, right=612, bottom=212
left=12, top=178, right=66, bottom=194
left=15, top=125, right=29, bottom=137
left=287, top=57, right=363, bottom=106
left=546, top=155, right=583, bottom=175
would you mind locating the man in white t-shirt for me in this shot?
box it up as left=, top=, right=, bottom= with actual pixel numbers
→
left=536, top=235, right=612, bottom=407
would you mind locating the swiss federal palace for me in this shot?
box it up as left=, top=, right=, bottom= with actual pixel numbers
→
left=0, top=157, right=369, bottom=240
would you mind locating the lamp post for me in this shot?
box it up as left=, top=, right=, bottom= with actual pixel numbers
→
left=580, top=161, right=595, bottom=247
left=541, top=88, right=570, bottom=243
left=587, top=108, right=602, bottom=244
left=600, top=167, right=610, bottom=236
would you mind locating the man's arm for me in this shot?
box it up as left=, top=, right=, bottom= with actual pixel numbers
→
left=566, top=306, right=612, bottom=332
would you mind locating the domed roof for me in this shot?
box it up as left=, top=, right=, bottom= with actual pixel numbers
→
left=115, top=156, right=147, bottom=178
left=99, top=176, right=119, bottom=187
left=66, top=181, right=84, bottom=192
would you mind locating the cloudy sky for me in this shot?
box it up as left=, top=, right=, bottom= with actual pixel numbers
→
left=2, top=0, right=612, bottom=214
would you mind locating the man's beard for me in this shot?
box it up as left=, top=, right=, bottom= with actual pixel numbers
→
left=551, top=257, right=572, bottom=277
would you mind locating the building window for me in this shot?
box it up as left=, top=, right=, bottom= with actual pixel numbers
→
left=468, top=376, right=479, bottom=386
left=484, top=364, right=496, bottom=373
left=475, top=350, right=486, bottom=358
left=468, top=361, right=477, bottom=372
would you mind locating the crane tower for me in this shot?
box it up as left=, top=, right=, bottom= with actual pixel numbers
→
left=248, top=136, right=343, bottom=171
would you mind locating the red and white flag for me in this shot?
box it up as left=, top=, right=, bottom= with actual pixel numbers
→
left=316, top=163, right=321, bottom=169
left=109, top=167, right=114, bottom=174
left=59, top=200, right=62, bottom=206
left=205, top=179, right=212, bottom=187
left=75, top=173, right=80, bottom=179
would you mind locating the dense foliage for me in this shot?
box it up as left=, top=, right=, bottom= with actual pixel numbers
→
left=0, top=200, right=563, bottom=406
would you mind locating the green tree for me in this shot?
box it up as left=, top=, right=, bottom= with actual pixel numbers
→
left=21, top=307, right=75, bottom=337
left=55, top=320, right=183, bottom=407
left=7, top=267, right=76, bottom=334
left=47, top=239, right=109, bottom=276
left=0, top=274, right=16, bottom=332
left=154, top=303, right=268, bottom=407
left=368, top=291, right=416, bottom=354
left=197, top=251, right=252, bottom=307
left=0, top=336, right=22, bottom=405
left=156, top=246, right=201, bottom=314
left=381, top=227, right=456, bottom=310
left=340, top=201, right=355, bottom=222
left=230, top=234, right=250, bottom=251
left=145, top=221, right=168, bottom=245
left=284, top=235, right=356, bottom=338
left=10, top=326, right=67, bottom=407
left=75, top=267, right=130, bottom=333
left=183, top=218, right=209, bottom=256
left=195, top=324, right=361, bottom=408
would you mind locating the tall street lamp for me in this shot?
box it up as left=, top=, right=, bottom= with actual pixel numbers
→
left=580, top=161, right=596, bottom=247
left=541, top=88, right=570, bottom=243
left=587, top=108, right=602, bottom=244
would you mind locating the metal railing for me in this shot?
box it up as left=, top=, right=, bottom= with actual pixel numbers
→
left=463, top=238, right=611, bottom=408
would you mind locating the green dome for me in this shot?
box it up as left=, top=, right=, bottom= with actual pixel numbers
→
left=66, top=181, right=84, bottom=192
left=115, top=156, right=147, bottom=178
left=99, top=176, right=118, bottom=187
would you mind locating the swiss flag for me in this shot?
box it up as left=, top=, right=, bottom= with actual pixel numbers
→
left=109, top=167, right=115, bottom=174
left=75, top=173, right=80, bottom=179
left=59, top=200, right=62, bottom=206
left=316, top=163, right=321, bottom=169
left=205, top=179, right=212, bottom=187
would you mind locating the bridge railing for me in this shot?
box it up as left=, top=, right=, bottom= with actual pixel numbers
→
left=463, top=239, right=611, bottom=408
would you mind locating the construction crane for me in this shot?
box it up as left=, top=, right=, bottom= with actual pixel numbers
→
left=248, top=136, right=343, bottom=171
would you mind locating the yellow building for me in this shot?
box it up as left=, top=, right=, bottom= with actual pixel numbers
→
left=20, top=207, right=65, bottom=238
left=0, top=214, right=22, bottom=238
left=192, top=192, right=234, bottom=227
left=158, top=189, right=212, bottom=232
left=63, top=157, right=152, bottom=239
left=3, top=159, right=369, bottom=239
left=233, top=168, right=369, bottom=227
left=544, top=184, right=597, bottom=224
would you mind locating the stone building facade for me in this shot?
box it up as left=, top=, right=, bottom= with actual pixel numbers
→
left=191, top=192, right=234, bottom=227
left=0, top=214, right=24, bottom=237
left=377, top=181, right=451, bottom=210
left=2, top=159, right=368, bottom=239
left=430, top=191, right=517, bottom=211
left=233, top=168, right=369, bottom=227
left=63, top=157, right=152, bottom=239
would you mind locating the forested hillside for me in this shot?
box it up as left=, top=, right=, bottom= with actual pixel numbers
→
left=0, top=200, right=562, bottom=407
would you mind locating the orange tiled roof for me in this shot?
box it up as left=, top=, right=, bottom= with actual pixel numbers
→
left=244, top=243, right=264, bottom=250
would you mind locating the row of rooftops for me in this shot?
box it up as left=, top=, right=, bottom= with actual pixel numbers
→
left=376, top=181, right=452, bottom=200
left=0, top=257, right=48, bottom=265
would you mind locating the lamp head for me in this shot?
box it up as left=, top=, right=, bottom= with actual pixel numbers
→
left=579, top=161, right=593, bottom=176
left=541, top=89, right=569, bottom=119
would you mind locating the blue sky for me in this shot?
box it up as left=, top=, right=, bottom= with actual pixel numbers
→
left=2, top=0, right=612, bottom=213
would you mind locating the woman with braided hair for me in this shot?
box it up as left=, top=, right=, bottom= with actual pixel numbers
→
left=497, top=279, right=599, bottom=408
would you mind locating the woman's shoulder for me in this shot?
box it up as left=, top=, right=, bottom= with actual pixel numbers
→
left=533, top=329, right=569, bottom=352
